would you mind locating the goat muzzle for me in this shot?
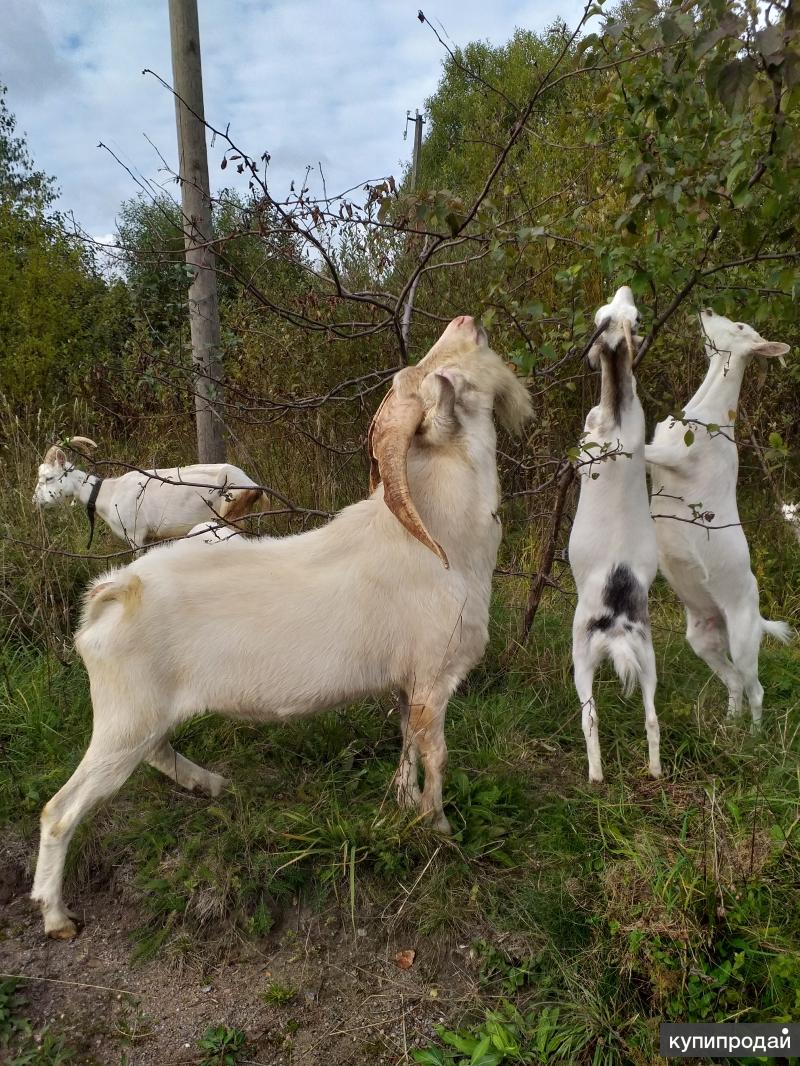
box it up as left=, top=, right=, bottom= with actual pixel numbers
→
left=368, top=378, right=449, bottom=569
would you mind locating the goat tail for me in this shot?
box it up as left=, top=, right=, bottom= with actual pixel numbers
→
left=82, top=574, right=143, bottom=625
left=761, top=618, right=793, bottom=645
left=607, top=636, right=641, bottom=698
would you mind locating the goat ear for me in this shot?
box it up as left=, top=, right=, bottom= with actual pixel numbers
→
left=433, top=368, right=459, bottom=419
left=752, top=340, right=791, bottom=359
left=494, top=365, right=533, bottom=436
left=44, top=445, right=67, bottom=466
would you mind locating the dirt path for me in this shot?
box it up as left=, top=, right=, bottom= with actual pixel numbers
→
left=1, top=841, right=481, bottom=1065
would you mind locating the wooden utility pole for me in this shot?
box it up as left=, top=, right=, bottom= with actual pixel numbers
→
left=406, top=109, right=424, bottom=192
left=169, top=0, right=226, bottom=462
left=401, top=109, right=426, bottom=353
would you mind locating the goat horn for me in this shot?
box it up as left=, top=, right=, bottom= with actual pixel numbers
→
left=369, top=379, right=449, bottom=569
left=367, top=323, right=472, bottom=492
left=367, top=391, right=392, bottom=494
left=68, top=436, right=98, bottom=455
left=622, top=319, right=636, bottom=365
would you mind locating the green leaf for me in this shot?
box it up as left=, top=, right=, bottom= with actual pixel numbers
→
left=522, top=301, right=544, bottom=320
left=716, top=57, right=757, bottom=115
left=684, top=429, right=695, bottom=447
left=440, top=1029, right=478, bottom=1055
left=631, top=268, right=651, bottom=295
left=693, top=14, right=746, bottom=59
left=659, top=16, right=683, bottom=46
left=470, top=1036, right=502, bottom=1066
left=755, top=23, right=785, bottom=67
left=413, top=1052, right=447, bottom=1066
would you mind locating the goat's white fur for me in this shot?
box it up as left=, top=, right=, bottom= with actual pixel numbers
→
left=645, top=309, right=792, bottom=725
left=569, top=286, right=661, bottom=782
left=781, top=502, right=800, bottom=544
left=31, top=316, right=533, bottom=939
left=33, top=449, right=263, bottom=546
left=186, top=520, right=244, bottom=544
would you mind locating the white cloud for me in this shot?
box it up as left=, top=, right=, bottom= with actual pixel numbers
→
left=1, top=0, right=590, bottom=235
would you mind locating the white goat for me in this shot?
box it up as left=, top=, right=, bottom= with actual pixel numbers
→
left=32, top=316, right=533, bottom=938
left=645, top=309, right=792, bottom=724
left=569, top=286, right=661, bottom=782
left=781, top=502, right=800, bottom=544
left=33, top=439, right=264, bottom=546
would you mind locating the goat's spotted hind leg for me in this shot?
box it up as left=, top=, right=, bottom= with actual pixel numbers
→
left=574, top=645, right=602, bottom=782
left=148, top=740, right=229, bottom=796
left=32, top=737, right=147, bottom=939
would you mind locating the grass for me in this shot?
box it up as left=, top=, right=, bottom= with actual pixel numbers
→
left=260, top=981, right=297, bottom=1007
left=0, top=978, right=82, bottom=1065
left=1, top=562, right=798, bottom=1064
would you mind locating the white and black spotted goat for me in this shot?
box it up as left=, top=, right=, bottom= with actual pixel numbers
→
left=645, top=309, right=792, bottom=725
left=33, top=438, right=264, bottom=547
left=569, top=286, right=661, bottom=782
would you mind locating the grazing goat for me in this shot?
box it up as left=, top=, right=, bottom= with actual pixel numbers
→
left=33, top=438, right=263, bottom=546
left=32, top=316, right=532, bottom=938
left=569, top=286, right=661, bottom=783
left=645, top=309, right=792, bottom=724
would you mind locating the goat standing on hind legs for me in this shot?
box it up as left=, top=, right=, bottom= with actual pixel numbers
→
left=645, top=309, right=792, bottom=727
left=569, top=286, right=661, bottom=783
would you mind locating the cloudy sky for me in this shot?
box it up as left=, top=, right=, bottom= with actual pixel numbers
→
left=2, top=0, right=588, bottom=239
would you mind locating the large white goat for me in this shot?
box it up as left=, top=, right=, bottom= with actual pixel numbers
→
left=645, top=309, right=792, bottom=724
left=33, top=439, right=264, bottom=546
left=569, top=286, right=661, bottom=782
left=32, top=316, right=532, bottom=939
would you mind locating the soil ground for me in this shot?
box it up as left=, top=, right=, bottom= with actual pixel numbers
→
left=1, top=838, right=482, bottom=1065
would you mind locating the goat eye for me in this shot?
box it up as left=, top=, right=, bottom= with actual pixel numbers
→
left=737, top=324, right=743, bottom=330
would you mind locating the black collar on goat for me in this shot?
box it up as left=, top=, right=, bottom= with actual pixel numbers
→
left=84, top=476, right=104, bottom=549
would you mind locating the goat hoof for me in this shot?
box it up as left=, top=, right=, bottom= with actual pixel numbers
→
left=207, top=772, right=229, bottom=797
left=430, top=812, right=452, bottom=835
left=46, top=918, right=78, bottom=941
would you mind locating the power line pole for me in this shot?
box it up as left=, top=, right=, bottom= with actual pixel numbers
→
left=406, top=109, right=424, bottom=192
left=169, top=0, right=226, bottom=462
left=401, top=109, right=426, bottom=354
